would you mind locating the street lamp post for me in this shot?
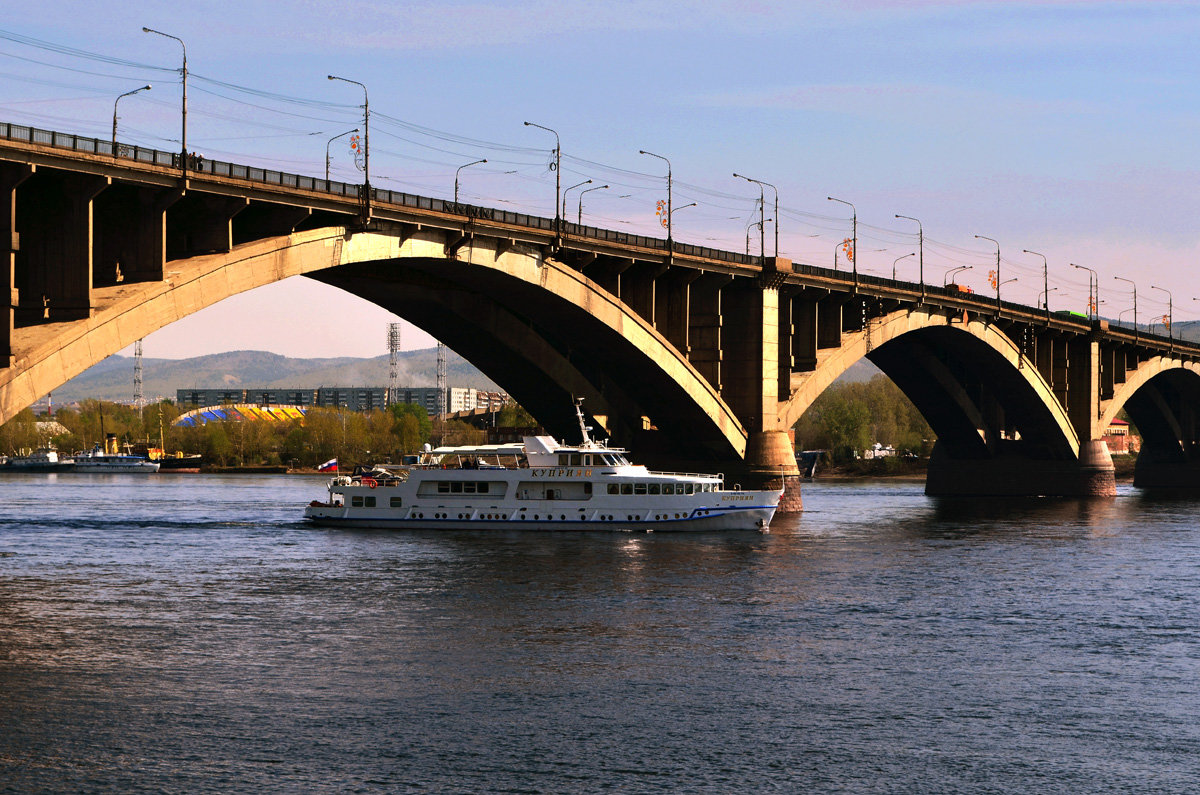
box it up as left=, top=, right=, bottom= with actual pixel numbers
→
left=525, top=122, right=561, bottom=241
left=736, top=173, right=778, bottom=259
left=744, top=220, right=772, bottom=258
left=1023, top=249, right=1049, bottom=321
left=1114, top=276, right=1138, bottom=340
left=828, top=197, right=857, bottom=290
left=1071, top=263, right=1099, bottom=320
left=1150, top=284, right=1173, bottom=343
left=975, top=235, right=1001, bottom=312
left=944, top=265, right=972, bottom=286
left=895, top=214, right=924, bottom=303
left=112, top=84, right=151, bottom=155
left=562, top=179, right=591, bottom=220
left=892, top=252, right=916, bottom=281
left=141, top=27, right=186, bottom=177
left=639, top=150, right=673, bottom=253
left=454, top=158, right=487, bottom=205
left=325, top=127, right=359, bottom=182
left=327, top=75, right=370, bottom=222
left=577, top=184, right=609, bottom=224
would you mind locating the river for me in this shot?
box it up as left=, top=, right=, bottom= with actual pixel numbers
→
left=1, top=473, right=1198, bottom=793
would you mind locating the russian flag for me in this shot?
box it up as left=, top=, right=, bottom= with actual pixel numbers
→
left=317, top=458, right=338, bottom=472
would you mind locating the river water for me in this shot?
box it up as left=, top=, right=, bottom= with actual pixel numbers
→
left=1, top=473, right=1198, bottom=793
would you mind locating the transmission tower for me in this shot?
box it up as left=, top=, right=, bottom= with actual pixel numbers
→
left=387, top=322, right=402, bottom=405
left=436, top=340, right=447, bottom=426
left=133, top=339, right=144, bottom=419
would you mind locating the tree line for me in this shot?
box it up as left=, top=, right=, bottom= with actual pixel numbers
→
left=1, top=400, right=537, bottom=468
left=792, top=375, right=935, bottom=462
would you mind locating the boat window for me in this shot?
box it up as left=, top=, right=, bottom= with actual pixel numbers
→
left=583, top=483, right=592, bottom=495
left=648, top=484, right=660, bottom=495
left=583, top=455, right=592, bottom=466
left=464, top=482, right=476, bottom=494
left=570, top=454, right=582, bottom=466
left=620, top=483, right=633, bottom=495
left=608, top=484, right=619, bottom=495
left=663, top=483, right=675, bottom=495
left=390, top=497, right=403, bottom=507
left=437, top=482, right=450, bottom=493
left=634, top=483, right=647, bottom=495
left=478, top=482, right=489, bottom=494
left=451, top=482, right=463, bottom=493
left=365, top=496, right=376, bottom=507
left=685, top=484, right=694, bottom=495
left=352, top=495, right=364, bottom=507
left=558, top=454, right=570, bottom=466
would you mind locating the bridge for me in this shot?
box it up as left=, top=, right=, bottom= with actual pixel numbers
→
left=4, top=121, right=1200, bottom=507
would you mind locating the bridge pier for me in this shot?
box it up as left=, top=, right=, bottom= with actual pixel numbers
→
left=744, top=429, right=804, bottom=511
left=925, top=439, right=1116, bottom=497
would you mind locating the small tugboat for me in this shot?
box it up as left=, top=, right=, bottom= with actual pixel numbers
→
left=304, top=400, right=781, bottom=532
left=73, top=435, right=159, bottom=473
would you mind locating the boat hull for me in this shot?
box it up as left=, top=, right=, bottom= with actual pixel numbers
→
left=304, top=503, right=777, bottom=532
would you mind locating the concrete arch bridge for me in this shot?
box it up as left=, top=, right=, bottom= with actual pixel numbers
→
left=4, top=123, right=1200, bottom=506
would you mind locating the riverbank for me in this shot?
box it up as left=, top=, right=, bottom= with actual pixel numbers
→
left=815, top=454, right=1138, bottom=482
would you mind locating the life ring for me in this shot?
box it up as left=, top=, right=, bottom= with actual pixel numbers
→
left=363, top=477, right=377, bottom=489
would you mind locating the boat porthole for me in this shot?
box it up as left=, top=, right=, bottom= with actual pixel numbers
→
left=534, top=515, right=539, bottom=520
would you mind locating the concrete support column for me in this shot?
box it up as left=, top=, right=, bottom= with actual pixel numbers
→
left=618, top=261, right=662, bottom=326
left=0, top=162, right=33, bottom=367
left=654, top=269, right=697, bottom=356
left=688, top=273, right=728, bottom=391
left=722, top=279, right=801, bottom=508
left=95, top=185, right=180, bottom=286
left=817, top=295, right=843, bottom=349
left=15, top=172, right=109, bottom=322
left=792, top=293, right=818, bottom=372
left=167, top=194, right=248, bottom=258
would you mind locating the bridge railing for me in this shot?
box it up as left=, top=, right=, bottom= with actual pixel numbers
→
left=0, top=120, right=1193, bottom=351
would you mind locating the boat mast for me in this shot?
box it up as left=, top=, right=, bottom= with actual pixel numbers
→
left=574, top=397, right=593, bottom=446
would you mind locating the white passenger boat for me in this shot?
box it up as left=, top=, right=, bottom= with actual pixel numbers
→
left=305, top=403, right=781, bottom=532
left=73, top=443, right=160, bottom=473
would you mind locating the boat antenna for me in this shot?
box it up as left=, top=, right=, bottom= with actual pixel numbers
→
left=574, top=397, right=593, bottom=446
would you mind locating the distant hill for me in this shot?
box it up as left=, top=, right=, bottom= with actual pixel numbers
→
left=45, top=348, right=499, bottom=404
left=42, top=317, right=1196, bottom=405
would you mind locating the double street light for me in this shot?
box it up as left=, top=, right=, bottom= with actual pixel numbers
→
left=736, top=173, right=778, bottom=259
left=1071, top=263, right=1099, bottom=320
left=562, top=179, right=592, bottom=219
left=1114, top=276, right=1138, bottom=339
left=141, top=27, right=186, bottom=177
left=944, top=264, right=972, bottom=287
left=112, top=84, right=151, bottom=154
left=328, top=74, right=370, bottom=222
left=1023, top=249, right=1049, bottom=320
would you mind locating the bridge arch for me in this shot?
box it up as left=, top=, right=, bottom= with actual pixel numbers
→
left=0, top=225, right=748, bottom=463
left=781, top=307, right=1079, bottom=461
